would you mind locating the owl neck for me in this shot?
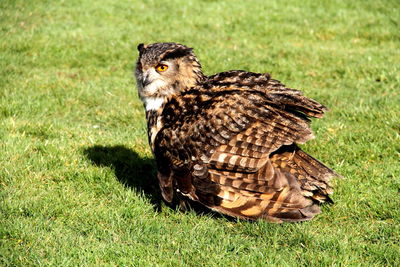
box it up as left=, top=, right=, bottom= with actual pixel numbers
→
left=143, top=96, right=167, bottom=112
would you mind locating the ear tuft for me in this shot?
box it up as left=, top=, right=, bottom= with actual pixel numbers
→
left=137, top=43, right=145, bottom=54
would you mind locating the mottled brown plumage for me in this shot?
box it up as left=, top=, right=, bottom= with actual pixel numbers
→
left=134, top=42, right=339, bottom=222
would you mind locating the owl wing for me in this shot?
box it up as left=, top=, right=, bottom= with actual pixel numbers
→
left=155, top=73, right=338, bottom=222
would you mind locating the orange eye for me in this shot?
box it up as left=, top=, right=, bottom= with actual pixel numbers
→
left=156, top=64, right=168, bottom=72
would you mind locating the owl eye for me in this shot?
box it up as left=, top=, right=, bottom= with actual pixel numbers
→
left=156, top=64, right=169, bottom=72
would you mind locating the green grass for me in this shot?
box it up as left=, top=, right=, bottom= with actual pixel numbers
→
left=1, top=0, right=399, bottom=265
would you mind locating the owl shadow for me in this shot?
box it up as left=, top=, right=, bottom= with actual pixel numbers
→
left=83, top=145, right=238, bottom=222
left=83, top=145, right=162, bottom=211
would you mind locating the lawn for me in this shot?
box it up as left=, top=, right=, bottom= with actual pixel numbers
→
left=1, top=0, right=399, bottom=265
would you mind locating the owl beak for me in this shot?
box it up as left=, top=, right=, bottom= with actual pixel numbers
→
left=142, top=74, right=151, bottom=87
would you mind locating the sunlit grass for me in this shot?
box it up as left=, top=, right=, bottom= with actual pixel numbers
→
left=1, top=0, right=399, bottom=265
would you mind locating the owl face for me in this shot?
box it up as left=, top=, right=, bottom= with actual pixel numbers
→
left=135, top=51, right=181, bottom=99
left=135, top=43, right=204, bottom=109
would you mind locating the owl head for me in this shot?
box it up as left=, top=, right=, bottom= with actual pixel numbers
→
left=135, top=43, right=204, bottom=109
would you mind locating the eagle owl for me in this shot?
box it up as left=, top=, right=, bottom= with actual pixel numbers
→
left=135, top=42, right=339, bottom=222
